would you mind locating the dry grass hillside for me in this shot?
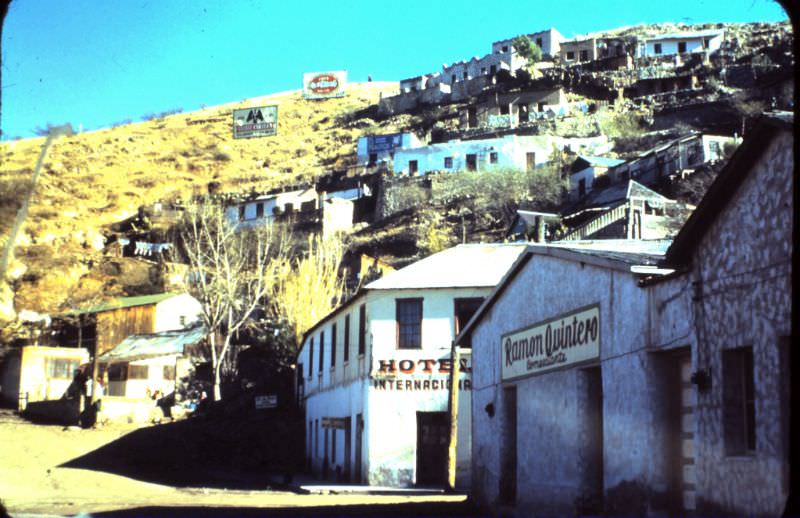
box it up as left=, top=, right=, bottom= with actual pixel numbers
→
left=0, top=82, right=406, bottom=320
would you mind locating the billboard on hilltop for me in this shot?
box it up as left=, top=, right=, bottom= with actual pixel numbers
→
left=303, top=71, right=347, bottom=100
left=232, top=105, right=278, bottom=139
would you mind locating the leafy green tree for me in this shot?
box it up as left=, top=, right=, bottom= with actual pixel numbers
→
left=512, top=36, right=542, bottom=65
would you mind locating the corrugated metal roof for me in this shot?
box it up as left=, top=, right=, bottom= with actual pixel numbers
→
left=72, top=293, right=181, bottom=315
left=366, top=244, right=527, bottom=290
left=99, top=325, right=207, bottom=363
left=548, top=239, right=672, bottom=260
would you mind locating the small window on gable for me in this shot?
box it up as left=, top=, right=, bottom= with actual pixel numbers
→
left=723, top=347, right=756, bottom=455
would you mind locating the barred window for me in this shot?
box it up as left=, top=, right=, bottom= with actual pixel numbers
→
left=723, top=347, right=756, bottom=455
left=47, top=358, right=79, bottom=379
left=396, top=299, right=423, bottom=349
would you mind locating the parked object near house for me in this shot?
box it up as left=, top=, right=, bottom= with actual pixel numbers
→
left=297, top=244, right=527, bottom=488
left=0, top=345, right=90, bottom=411
left=98, top=325, right=206, bottom=422
left=639, top=29, right=725, bottom=57
left=460, top=113, right=792, bottom=516
left=393, top=134, right=609, bottom=176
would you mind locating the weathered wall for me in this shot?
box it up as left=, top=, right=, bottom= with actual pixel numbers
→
left=689, top=130, right=792, bottom=515
left=96, top=305, right=155, bottom=355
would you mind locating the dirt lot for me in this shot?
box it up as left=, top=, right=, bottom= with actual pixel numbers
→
left=0, top=409, right=470, bottom=516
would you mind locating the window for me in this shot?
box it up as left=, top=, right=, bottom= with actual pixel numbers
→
left=396, top=298, right=423, bottom=349
left=308, top=337, right=314, bottom=378
left=451, top=74, right=456, bottom=84
left=566, top=51, right=575, bottom=60
left=108, top=363, right=127, bottom=381
left=454, top=298, right=484, bottom=348
left=409, top=160, right=418, bottom=175
left=179, top=315, right=187, bottom=327
left=128, top=365, right=149, bottom=380
left=331, top=323, right=337, bottom=367
left=46, top=358, right=79, bottom=379
left=163, top=365, right=176, bottom=381
left=723, top=347, right=756, bottom=455
left=344, top=315, right=350, bottom=363
left=654, top=43, right=662, bottom=55
left=480, top=67, right=487, bottom=75
left=444, top=157, right=453, bottom=169
left=536, top=38, right=543, bottom=48
left=678, top=41, right=687, bottom=53
left=709, top=140, right=721, bottom=160
left=502, top=45, right=509, bottom=52
left=256, top=202, right=264, bottom=218
left=238, top=205, right=245, bottom=221
left=318, top=331, right=324, bottom=373
left=490, top=64, right=497, bottom=75
left=500, top=104, right=510, bottom=115
left=579, top=50, right=588, bottom=61
left=463, top=71, right=468, bottom=80
left=490, top=152, right=499, bottom=164
left=368, top=152, right=377, bottom=166
left=358, top=304, right=366, bottom=355
left=579, top=178, right=587, bottom=198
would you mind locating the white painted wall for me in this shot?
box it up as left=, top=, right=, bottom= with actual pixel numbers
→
left=153, top=294, right=202, bottom=332
left=356, top=133, right=422, bottom=166
left=225, top=189, right=318, bottom=227
left=300, top=286, right=487, bottom=487
left=642, top=33, right=723, bottom=57
left=109, top=355, right=179, bottom=399
left=394, top=135, right=610, bottom=176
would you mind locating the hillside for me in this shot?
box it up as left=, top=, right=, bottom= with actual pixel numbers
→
left=0, top=82, right=407, bottom=319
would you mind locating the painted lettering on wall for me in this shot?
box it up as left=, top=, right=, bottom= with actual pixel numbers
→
left=501, top=304, right=600, bottom=381
left=374, top=357, right=471, bottom=375
left=372, top=378, right=472, bottom=391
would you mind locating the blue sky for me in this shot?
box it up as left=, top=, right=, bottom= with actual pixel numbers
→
left=0, top=0, right=789, bottom=139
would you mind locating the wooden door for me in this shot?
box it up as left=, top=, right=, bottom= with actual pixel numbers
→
left=416, top=411, right=448, bottom=486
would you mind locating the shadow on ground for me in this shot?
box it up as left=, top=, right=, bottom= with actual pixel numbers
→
left=86, top=501, right=479, bottom=517
left=60, top=410, right=303, bottom=491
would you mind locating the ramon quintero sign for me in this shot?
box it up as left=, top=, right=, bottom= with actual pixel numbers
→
left=303, top=71, right=347, bottom=99
left=501, top=304, right=600, bottom=381
left=232, top=105, right=277, bottom=139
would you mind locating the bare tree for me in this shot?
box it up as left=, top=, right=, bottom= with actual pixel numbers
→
left=175, top=200, right=287, bottom=401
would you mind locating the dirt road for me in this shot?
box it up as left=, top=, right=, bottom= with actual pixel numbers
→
left=0, top=410, right=470, bottom=516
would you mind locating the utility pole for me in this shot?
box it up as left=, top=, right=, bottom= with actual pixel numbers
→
left=445, top=340, right=461, bottom=491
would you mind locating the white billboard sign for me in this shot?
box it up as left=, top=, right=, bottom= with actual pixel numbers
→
left=232, top=105, right=278, bottom=139
left=501, top=304, right=600, bottom=381
left=303, top=71, right=347, bottom=99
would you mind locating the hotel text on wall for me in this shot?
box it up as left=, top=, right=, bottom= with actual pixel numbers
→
left=502, top=304, right=600, bottom=381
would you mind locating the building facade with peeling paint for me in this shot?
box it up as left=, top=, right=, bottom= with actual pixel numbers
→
left=296, top=244, right=526, bottom=487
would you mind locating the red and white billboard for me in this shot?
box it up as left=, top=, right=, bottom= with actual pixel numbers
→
left=303, top=71, right=347, bottom=99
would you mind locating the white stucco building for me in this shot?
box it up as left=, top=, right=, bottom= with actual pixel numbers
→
left=356, top=133, right=423, bottom=167
left=393, top=135, right=610, bottom=176
left=639, top=29, right=725, bottom=57
left=225, top=188, right=318, bottom=227
left=296, top=244, right=527, bottom=487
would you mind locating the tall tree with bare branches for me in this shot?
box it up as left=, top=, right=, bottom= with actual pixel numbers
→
left=174, top=200, right=287, bottom=401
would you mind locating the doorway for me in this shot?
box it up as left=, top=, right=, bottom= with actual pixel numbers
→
left=344, top=417, right=352, bottom=482
left=499, top=386, right=517, bottom=503
left=416, top=411, right=448, bottom=486
left=580, top=367, right=604, bottom=511
left=354, top=413, right=363, bottom=483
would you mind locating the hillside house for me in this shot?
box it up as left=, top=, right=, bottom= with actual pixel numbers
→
left=225, top=188, right=318, bottom=228
left=492, top=28, right=565, bottom=59
left=297, top=243, right=527, bottom=487
left=569, top=155, right=626, bottom=198
left=560, top=179, right=686, bottom=241
left=608, top=133, right=737, bottom=187
left=639, top=29, right=725, bottom=57
left=356, top=133, right=423, bottom=167
left=560, top=38, right=599, bottom=63
left=459, top=88, right=568, bottom=129
left=505, top=210, right=562, bottom=242
left=393, top=134, right=610, bottom=176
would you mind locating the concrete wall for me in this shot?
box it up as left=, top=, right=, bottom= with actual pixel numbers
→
left=686, top=129, right=792, bottom=515
left=225, top=189, right=318, bottom=227
left=356, top=134, right=422, bottom=166
left=470, top=253, right=670, bottom=515
left=322, top=198, right=355, bottom=236
left=642, top=34, right=723, bottom=57
left=154, top=294, right=203, bottom=333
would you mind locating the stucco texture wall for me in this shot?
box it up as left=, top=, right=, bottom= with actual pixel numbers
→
left=690, top=130, right=792, bottom=515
